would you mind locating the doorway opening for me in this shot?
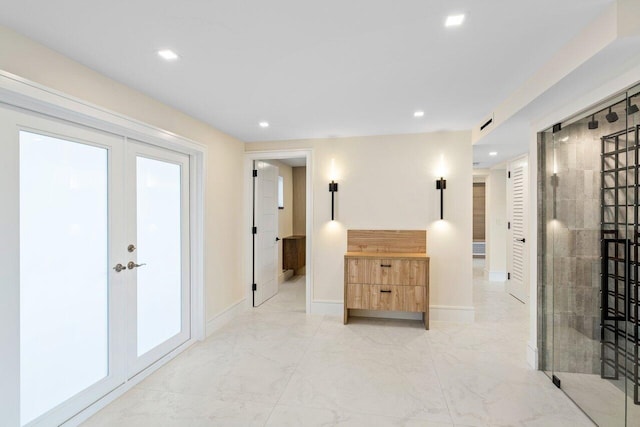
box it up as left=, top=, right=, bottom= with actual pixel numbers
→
left=245, top=151, right=312, bottom=313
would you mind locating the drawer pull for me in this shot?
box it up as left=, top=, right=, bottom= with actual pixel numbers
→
left=380, top=264, right=392, bottom=268
left=380, top=290, right=392, bottom=293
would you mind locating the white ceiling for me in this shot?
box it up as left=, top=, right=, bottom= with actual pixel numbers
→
left=0, top=0, right=613, bottom=143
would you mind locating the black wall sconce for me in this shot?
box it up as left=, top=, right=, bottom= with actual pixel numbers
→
left=436, top=177, right=446, bottom=220
left=329, top=180, right=338, bottom=220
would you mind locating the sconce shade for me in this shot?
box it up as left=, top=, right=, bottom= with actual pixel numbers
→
left=606, top=108, right=619, bottom=123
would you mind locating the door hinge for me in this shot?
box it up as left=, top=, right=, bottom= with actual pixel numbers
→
left=507, top=272, right=511, bottom=280
left=252, top=226, right=257, bottom=234
left=252, top=283, right=257, bottom=291
left=508, top=171, right=511, bottom=178
left=552, top=375, right=561, bottom=389
left=253, top=169, right=258, bottom=177
left=508, top=222, right=511, bottom=230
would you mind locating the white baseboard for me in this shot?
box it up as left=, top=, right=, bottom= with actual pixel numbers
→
left=488, top=271, right=507, bottom=282
left=311, top=302, right=475, bottom=323
left=527, top=341, right=539, bottom=369
left=430, top=305, right=475, bottom=323
left=278, top=270, right=294, bottom=284
left=310, top=300, right=343, bottom=316
left=205, top=298, right=247, bottom=336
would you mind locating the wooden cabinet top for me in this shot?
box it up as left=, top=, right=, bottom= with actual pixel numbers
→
left=344, top=251, right=429, bottom=260
left=345, top=230, right=428, bottom=259
left=283, top=235, right=305, bottom=240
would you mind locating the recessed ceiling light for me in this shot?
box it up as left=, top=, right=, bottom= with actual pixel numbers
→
left=414, top=111, right=425, bottom=117
left=489, top=151, right=498, bottom=156
left=157, top=49, right=179, bottom=61
left=259, top=121, right=269, bottom=128
left=445, top=14, right=465, bottom=27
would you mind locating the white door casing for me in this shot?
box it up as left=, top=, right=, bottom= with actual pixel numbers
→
left=506, top=156, right=529, bottom=304
left=253, top=161, right=279, bottom=306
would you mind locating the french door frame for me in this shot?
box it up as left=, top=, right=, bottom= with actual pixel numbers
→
left=0, top=70, right=206, bottom=427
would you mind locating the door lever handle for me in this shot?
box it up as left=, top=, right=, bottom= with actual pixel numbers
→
left=127, top=261, right=147, bottom=270
left=517, top=238, right=526, bottom=243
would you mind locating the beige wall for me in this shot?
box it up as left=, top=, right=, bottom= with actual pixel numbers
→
left=292, top=166, right=307, bottom=235
left=247, top=131, right=473, bottom=311
left=0, top=25, right=246, bottom=322
left=263, top=160, right=293, bottom=274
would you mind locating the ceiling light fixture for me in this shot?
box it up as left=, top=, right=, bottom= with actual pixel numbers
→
left=259, top=121, right=269, bottom=128
left=588, top=114, right=599, bottom=130
left=157, top=49, right=179, bottom=61
left=489, top=151, right=497, bottom=156
left=606, top=107, right=619, bottom=123
left=445, top=14, right=465, bottom=27
left=414, top=111, right=425, bottom=117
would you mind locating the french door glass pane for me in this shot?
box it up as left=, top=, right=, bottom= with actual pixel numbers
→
left=19, top=131, right=108, bottom=425
left=136, top=157, right=182, bottom=356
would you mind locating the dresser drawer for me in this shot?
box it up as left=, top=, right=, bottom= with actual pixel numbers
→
left=366, top=259, right=427, bottom=286
left=346, top=258, right=367, bottom=283
left=403, top=286, right=426, bottom=312
left=346, top=283, right=406, bottom=311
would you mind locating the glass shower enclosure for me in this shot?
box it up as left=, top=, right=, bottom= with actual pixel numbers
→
left=539, top=83, right=640, bottom=426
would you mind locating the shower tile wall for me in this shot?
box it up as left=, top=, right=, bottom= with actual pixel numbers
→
left=539, top=110, right=628, bottom=374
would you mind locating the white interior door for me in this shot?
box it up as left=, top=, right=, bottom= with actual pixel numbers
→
left=11, top=110, right=126, bottom=427
left=506, top=157, right=529, bottom=303
left=125, top=140, right=191, bottom=376
left=253, top=161, right=279, bottom=306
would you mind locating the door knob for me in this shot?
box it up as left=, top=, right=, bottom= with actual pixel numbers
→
left=127, top=261, right=147, bottom=270
left=113, top=263, right=127, bottom=273
left=275, top=237, right=280, bottom=242
left=127, top=244, right=136, bottom=253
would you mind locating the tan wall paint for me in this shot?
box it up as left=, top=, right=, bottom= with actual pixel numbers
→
left=292, top=166, right=307, bottom=235
left=0, top=25, right=246, bottom=322
left=247, top=131, right=473, bottom=309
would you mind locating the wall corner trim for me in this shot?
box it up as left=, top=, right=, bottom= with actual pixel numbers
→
left=206, top=298, right=247, bottom=336
left=527, top=341, right=539, bottom=369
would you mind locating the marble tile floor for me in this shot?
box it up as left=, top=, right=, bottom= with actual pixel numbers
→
left=558, top=372, right=640, bottom=427
left=83, top=260, right=594, bottom=426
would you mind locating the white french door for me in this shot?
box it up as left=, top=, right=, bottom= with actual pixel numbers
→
left=125, top=141, right=190, bottom=376
left=5, top=107, right=191, bottom=426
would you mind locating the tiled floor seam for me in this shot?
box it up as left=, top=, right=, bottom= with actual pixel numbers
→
left=263, top=313, right=328, bottom=426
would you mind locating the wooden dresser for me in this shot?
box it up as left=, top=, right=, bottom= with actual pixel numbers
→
left=283, top=235, right=305, bottom=272
left=344, top=230, right=429, bottom=329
